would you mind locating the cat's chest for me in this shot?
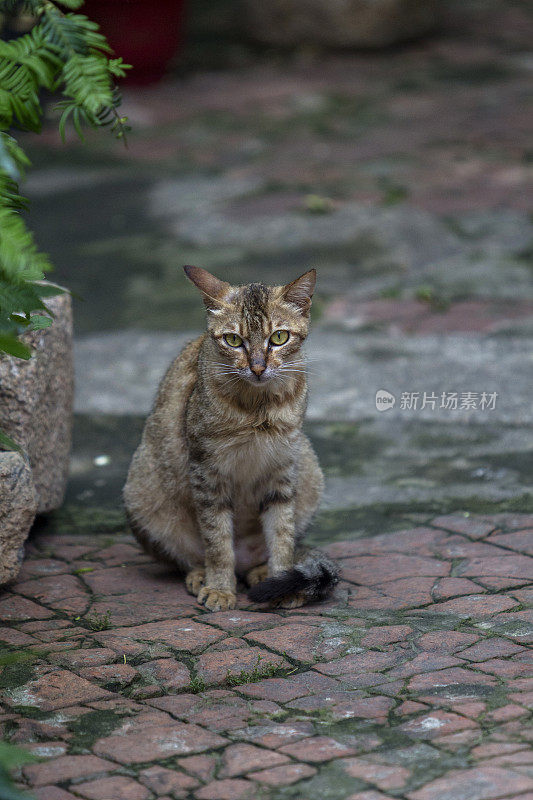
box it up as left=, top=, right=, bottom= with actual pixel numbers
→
left=213, top=427, right=292, bottom=486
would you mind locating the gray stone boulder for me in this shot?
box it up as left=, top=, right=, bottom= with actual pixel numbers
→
left=242, top=0, right=438, bottom=48
left=0, top=291, right=74, bottom=514
left=0, top=452, right=38, bottom=584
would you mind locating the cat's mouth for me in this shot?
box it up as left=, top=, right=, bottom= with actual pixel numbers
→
left=217, top=367, right=280, bottom=387
left=246, top=371, right=274, bottom=385
left=241, top=367, right=279, bottom=386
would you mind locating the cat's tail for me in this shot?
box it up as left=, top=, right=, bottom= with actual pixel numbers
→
left=247, top=549, right=339, bottom=604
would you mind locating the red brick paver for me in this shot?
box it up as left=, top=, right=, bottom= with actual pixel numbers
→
left=2, top=513, right=532, bottom=798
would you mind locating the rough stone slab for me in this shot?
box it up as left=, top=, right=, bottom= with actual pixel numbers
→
left=0, top=452, right=37, bottom=584
left=406, top=766, right=533, bottom=800
left=33, top=788, right=79, bottom=800
left=23, top=756, right=115, bottom=787
left=74, top=329, right=533, bottom=425
left=102, top=619, right=224, bottom=652
left=3, top=669, right=112, bottom=711
left=220, top=743, right=289, bottom=778
left=0, top=292, right=73, bottom=513
left=341, top=758, right=410, bottom=792
left=73, top=776, right=150, bottom=800
left=136, top=658, right=190, bottom=691
left=249, top=763, right=317, bottom=786
left=93, top=720, right=227, bottom=763
left=400, top=710, right=478, bottom=740
left=195, top=779, right=254, bottom=800
left=279, top=735, right=358, bottom=762
left=197, top=646, right=288, bottom=685
left=0, top=593, right=53, bottom=620
left=139, top=765, right=199, bottom=795
left=242, top=0, right=438, bottom=48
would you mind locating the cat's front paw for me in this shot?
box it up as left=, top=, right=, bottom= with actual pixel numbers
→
left=197, top=586, right=236, bottom=611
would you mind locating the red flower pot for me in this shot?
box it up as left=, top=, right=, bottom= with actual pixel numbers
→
left=85, top=0, right=186, bottom=85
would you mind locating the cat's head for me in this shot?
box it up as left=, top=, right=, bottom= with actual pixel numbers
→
left=184, top=266, right=315, bottom=387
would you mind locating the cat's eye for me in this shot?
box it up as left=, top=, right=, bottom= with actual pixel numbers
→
left=224, top=333, right=243, bottom=347
left=270, top=330, right=289, bottom=346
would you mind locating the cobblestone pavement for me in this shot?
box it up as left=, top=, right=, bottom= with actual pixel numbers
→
left=1, top=513, right=532, bottom=799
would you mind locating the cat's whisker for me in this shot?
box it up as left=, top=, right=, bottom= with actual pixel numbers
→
left=281, top=362, right=316, bottom=372
left=280, top=368, right=317, bottom=375
left=219, top=377, right=243, bottom=390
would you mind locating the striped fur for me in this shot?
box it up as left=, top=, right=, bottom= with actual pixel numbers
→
left=123, top=267, right=338, bottom=611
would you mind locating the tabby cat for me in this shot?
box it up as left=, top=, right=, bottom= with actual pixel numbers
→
left=123, top=266, right=339, bottom=611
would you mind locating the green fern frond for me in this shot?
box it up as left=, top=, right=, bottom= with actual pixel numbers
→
left=55, top=0, right=85, bottom=9
left=0, top=25, right=62, bottom=86
left=0, top=0, right=40, bottom=14
left=0, top=25, right=63, bottom=129
left=0, top=132, right=31, bottom=181
left=0, top=208, right=52, bottom=280
left=0, top=0, right=130, bottom=370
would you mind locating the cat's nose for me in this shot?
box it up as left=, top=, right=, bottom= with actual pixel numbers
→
left=250, top=361, right=266, bottom=376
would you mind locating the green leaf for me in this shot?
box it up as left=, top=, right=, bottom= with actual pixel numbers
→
left=0, top=133, right=30, bottom=182
left=0, top=742, right=37, bottom=769
left=9, top=312, right=31, bottom=326
left=0, top=742, right=35, bottom=769
left=33, top=282, right=66, bottom=298
left=108, top=57, right=132, bottom=78
left=72, top=105, right=85, bottom=140
left=0, top=771, right=34, bottom=800
left=0, top=0, right=131, bottom=374
left=0, top=334, right=32, bottom=359
left=0, top=277, right=48, bottom=317
left=28, top=314, right=52, bottom=330
left=0, top=429, right=21, bottom=452
left=56, top=0, right=85, bottom=8
left=0, top=741, right=36, bottom=800
left=0, top=194, right=53, bottom=280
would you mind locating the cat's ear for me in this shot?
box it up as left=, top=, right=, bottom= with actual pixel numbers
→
left=281, top=269, right=316, bottom=315
left=184, top=266, right=231, bottom=311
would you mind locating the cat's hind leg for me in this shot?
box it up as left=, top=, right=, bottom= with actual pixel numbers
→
left=124, top=442, right=204, bottom=574
left=185, top=568, right=205, bottom=596
left=245, top=563, right=268, bottom=587
left=275, top=592, right=307, bottom=609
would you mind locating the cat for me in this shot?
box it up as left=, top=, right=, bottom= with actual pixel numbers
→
left=123, top=266, right=339, bottom=611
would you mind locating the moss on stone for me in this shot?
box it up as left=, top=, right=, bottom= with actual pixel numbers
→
left=35, top=505, right=127, bottom=536
left=271, top=760, right=367, bottom=800
left=9, top=706, right=49, bottom=719
left=308, top=494, right=533, bottom=546
left=0, top=662, right=35, bottom=692
left=67, top=709, right=130, bottom=754
left=307, top=422, right=388, bottom=477
left=411, top=427, right=496, bottom=449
